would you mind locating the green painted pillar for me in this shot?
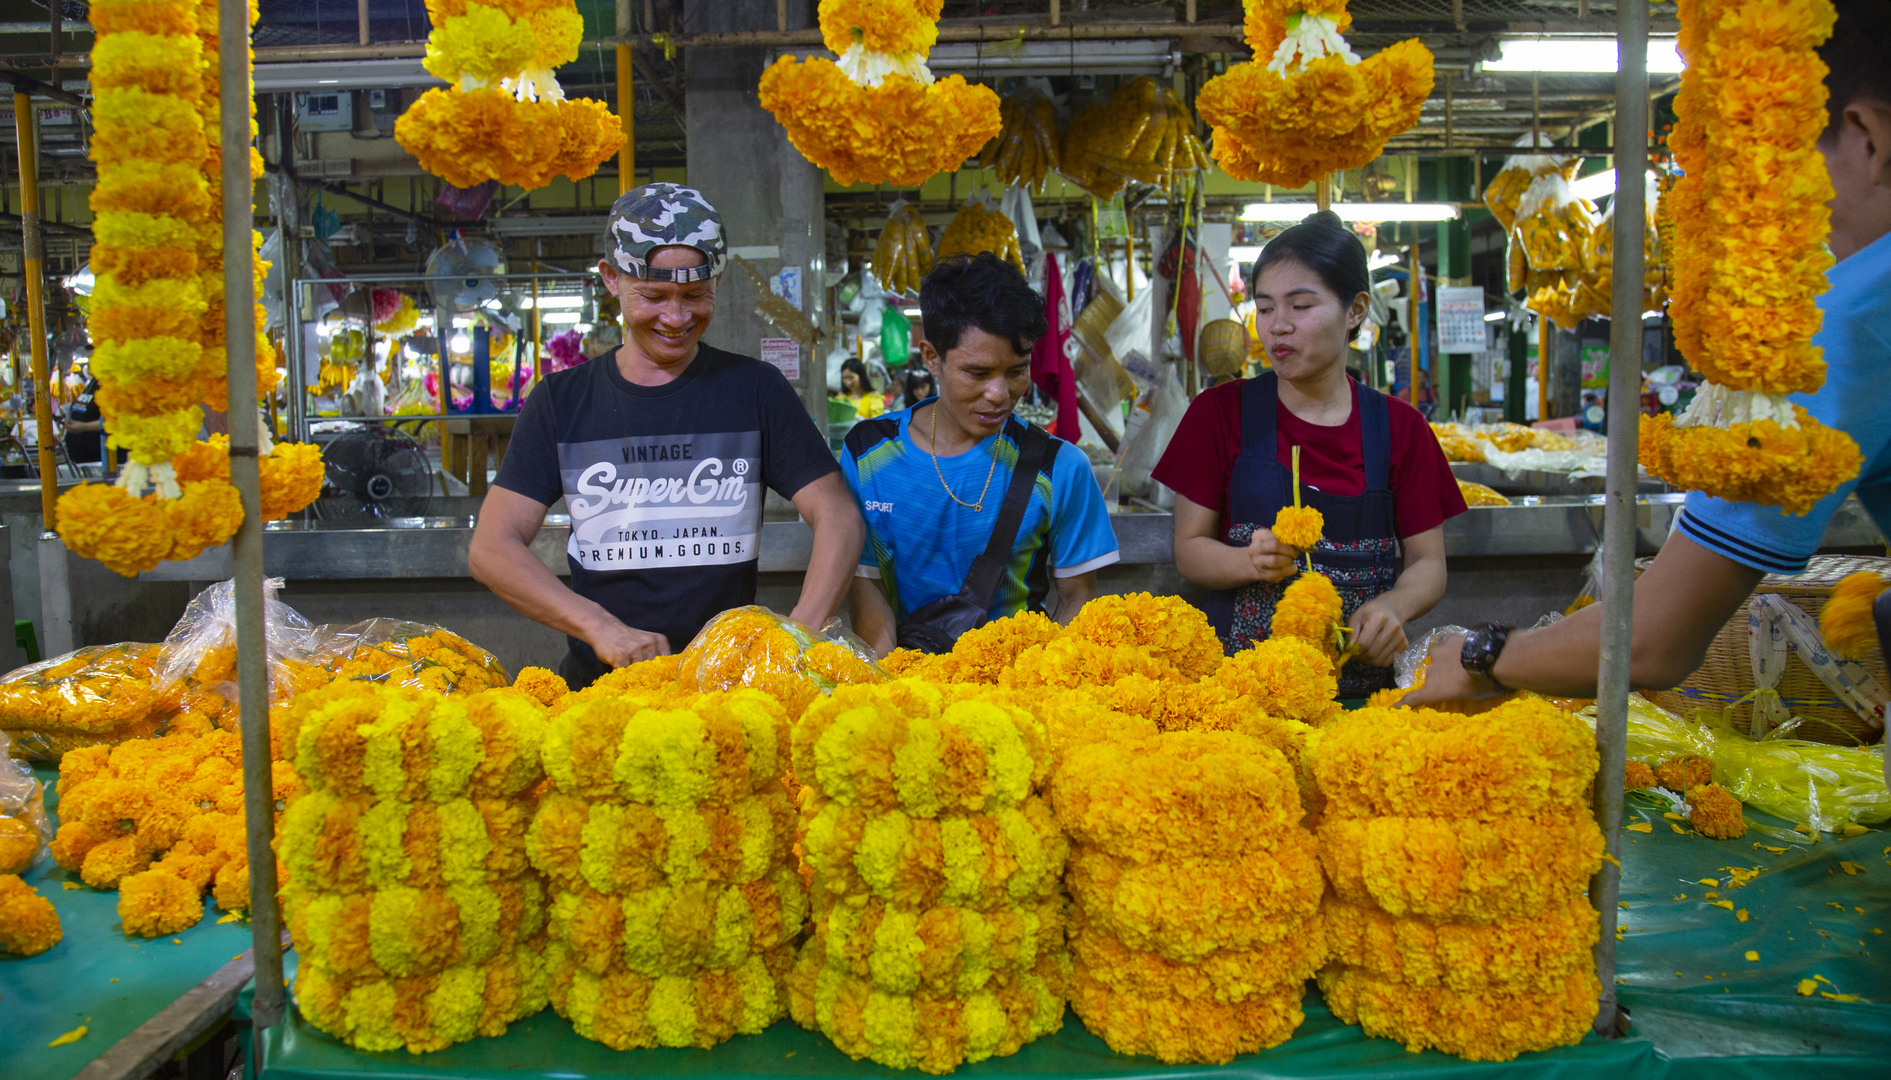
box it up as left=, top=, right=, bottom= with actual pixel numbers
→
left=1506, top=320, right=1528, bottom=423
left=1436, top=158, right=1474, bottom=418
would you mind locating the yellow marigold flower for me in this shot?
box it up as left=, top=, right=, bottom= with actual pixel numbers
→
left=818, top=0, right=940, bottom=57
left=170, top=435, right=231, bottom=484
left=117, top=868, right=204, bottom=936
left=1068, top=911, right=1325, bottom=1005
left=285, top=877, right=546, bottom=981
left=106, top=408, right=205, bottom=467
left=1270, top=504, right=1324, bottom=551
left=787, top=939, right=1068, bottom=1073
left=1625, top=759, right=1658, bottom=790
left=1686, top=783, right=1748, bottom=839
left=88, top=29, right=203, bottom=95
left=50, top=820, right=107, bottom=874
left=1313, top=699, right=1598, bottom=820
left=81, top=833, right=155, bottom=890
left=1069, top=973, right=1304, bottom=1065
left=55, top=484, right=176, bottom=577
left=1322, top=894, right=1599, bottom=993
left=545, top=690, right=789, bottom=806
left=524, top=791, right=795, bottom=895
left=1317, top=813, right=1605, bottom=923
left=1319, top=963, right=1600, bottom=1061
left=1821, top=571, right=1886, bottom=660
left=509, top=665, right=567, bottom=706
left=259, top=440, right=326, bottom=521
left=1064, top=593, right=1224, bottom=681
left=793, top=681, right=1050, bottom=817
left=395, top=86, right=624, bottom=191
left=1205, top=635, right=1339, bottom=726
left=807, top=889, right=1065, bottom=996
left=1000, top=637, right=1185, bottom=690
left=797, top=793, right=1066, bottom=910
left=758, top=58, right=1001, bottom=187
left=295, top=942, right=550, bottom=1053
left=1271, top=571, right=1343, bottom=655
left=928, top=611, right=1062, bottom=684
left=164, top=479, right=243, bottom=563
left=1019, top=686, right=1158, bottom=751
left=0, top=873, right=62, bottom=956
left=1053, top=730, right=1302, bottom=864
left=1065, top=836, right=1323, bottom=963
left=802, top=641, right=884, bottom=686
left=879, top=647, right=938, bottom=678
left=1655, top=754, right=1714, bottom=793
left=1638, top=409, right=1861, bottom=516
left=422, top=3, right=537, bottom=86
left=552, top=943, right=789, bottom=1050
left=0, top=816, right=40, bottom=875
left=547, top=866, right=805, bottom=977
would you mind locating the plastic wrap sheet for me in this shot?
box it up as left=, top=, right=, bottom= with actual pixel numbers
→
left=0, top=767, right=261, bottom=1080
left=676, top=607, right=885, bottom=703
left=154, top=577, right=328, bottom=712
left=308, top=618, right=509, bottom=695
left=0, top=643, right=167, bottom=761
left=0, top=731, right=50, bottom=871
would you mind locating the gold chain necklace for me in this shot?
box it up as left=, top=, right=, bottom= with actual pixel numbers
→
left=927, top=404, right=999, bottom=513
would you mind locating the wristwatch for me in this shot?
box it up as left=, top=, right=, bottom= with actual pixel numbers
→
left=1460, top=623, right=1515, bottom=693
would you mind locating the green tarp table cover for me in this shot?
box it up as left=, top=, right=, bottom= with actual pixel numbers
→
left=246, top=795, right=1891, bottom=1080
left=0, top=767, right=257, bottom=1080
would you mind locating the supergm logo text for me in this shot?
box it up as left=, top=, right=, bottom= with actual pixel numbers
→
left=558, top=431, right=764, bottom=572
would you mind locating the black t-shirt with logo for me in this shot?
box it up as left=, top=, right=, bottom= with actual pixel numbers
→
left=493, top=344, right=835, bottom=687
left=64, top=376, right=102, bottom=464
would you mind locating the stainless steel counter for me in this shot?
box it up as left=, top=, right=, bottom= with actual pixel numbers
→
left=137, top=495, right=1891, bottom=582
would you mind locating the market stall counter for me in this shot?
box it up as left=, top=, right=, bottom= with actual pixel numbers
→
left=237, top=809, right=1888, bottom=1080
left=2, top=767, right=264, bottom=1080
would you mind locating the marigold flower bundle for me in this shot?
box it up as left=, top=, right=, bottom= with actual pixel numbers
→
left=1639, top=0, right=1858, bottom=514
left=790, top=678, right=1066, bottom=1071
left=1197, top=1, right=1432, bottom=189
left=676, top=607, right=885, bottom=721
left=0, top=873, right=62, bottom=956
left=1271, top=504, right=1324, bottom=552
left=0, top=816, right=39, bottom=876
left=759, top=1, right=999, bottom=186
left=1271, top=571, right=1344, bottom=658
left=397, top=0, right=624, bottom=189
left=1654, top=754, right=1714, bottom=792
left=1821, top=571, right=1886, bottom=660
left=0, top=643, right=163, bottom=739
left=1310, top=701, right=1603, bottom=1059
left=1686, top=782, right=1747, bottom=839
left=935, top=201, right=1026, bottom=276
left=530, top=687, right=803, bottom=1049
left=1054, top=730, right=1322, bottom=1063
left=1063, top=593, right=1225, bottom=681
left=1208, top=634, right=1342, bottom=727
left=320, top=624, right=510, bottom=696
left=283, top=681, right=550, bottom=1051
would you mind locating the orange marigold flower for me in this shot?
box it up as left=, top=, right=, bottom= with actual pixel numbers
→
left=1269, top=572, right=1342, bottom=655
left=1820, top=571, right=1886, bottom=660
left=1655, top=755, right=1714, bottom=792
left=1064, top=593, right=1224, bottom=681
left=117, top=868, right=204, bottom=936
left=1624, top=760, right=1658, bottom=790
left=510, top=665, right=569, bottom=706
left=0, top=873, right=62, bottom=956
left=1686, top=783, right=1747, bottom=839
left=1270, top=505, right=1324, bottom=551
left=758, top=57, right=1000, bottom=187
left=55, top=483, right=176, bottom=577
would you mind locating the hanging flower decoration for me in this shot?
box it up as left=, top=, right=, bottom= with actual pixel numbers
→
left=1639, top=0, right=1859, bottom=515
left=396, top=0, right=624, bottom=190
left=57, top=0, right=310, bottom=577
left=1197, top=1, right=1433, bottom=189
left=758, top=0, right=1000, bottom=186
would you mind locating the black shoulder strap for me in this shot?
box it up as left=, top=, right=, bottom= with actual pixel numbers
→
left=1241, top=372, right=1278, bottom=453
left=957, top=420, right=1055, bottom=612
left=1354, top=381, right=1393, bottom=494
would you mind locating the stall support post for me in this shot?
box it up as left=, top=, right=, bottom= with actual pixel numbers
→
left=11, top=91, right=56, bottom=523
left=222, top=0, right=286, bottom=1032
left=1591, top=0, right=1649, bottom=1038
left=1406, top=239, right=1419, bottom=408
left=617, top=0, right=634, bottom=195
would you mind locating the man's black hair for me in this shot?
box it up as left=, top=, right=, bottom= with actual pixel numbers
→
left=919, top=252, right=1048, bottom=360
left=1822, top=0, right=1891, bottom=139
left=1248, top=210, right=1373, bottom=342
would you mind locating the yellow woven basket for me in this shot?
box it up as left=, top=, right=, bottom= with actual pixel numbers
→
left=1639, top=553, right=1888, bottom=745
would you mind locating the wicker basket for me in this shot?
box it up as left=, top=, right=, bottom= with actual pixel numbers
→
left=1639, top=553, right=1888, bottom=745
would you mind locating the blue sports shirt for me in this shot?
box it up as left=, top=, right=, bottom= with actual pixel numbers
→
left=841, top=401, right=1121, bottom=620
left=1675, top=230, right=1891, bottom=574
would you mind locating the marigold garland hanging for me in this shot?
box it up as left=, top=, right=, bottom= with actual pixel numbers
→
left=1638, top=0, right=1858, bottom=515
left=397, top=0, right=624, bottom=190
left=759, top=0, right=1000, bottom=187
left=1197, top=1, right=1432, bottom=189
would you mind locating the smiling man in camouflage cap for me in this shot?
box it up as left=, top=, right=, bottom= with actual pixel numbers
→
left=470, top=183, right=864, bottom=689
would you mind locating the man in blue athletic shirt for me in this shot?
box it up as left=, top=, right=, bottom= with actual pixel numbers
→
left=1408, top=0, right=1891, bottom=752
left=469, top=184, right=864, bottom=689
left=843, top=253, right=1120, bottom=655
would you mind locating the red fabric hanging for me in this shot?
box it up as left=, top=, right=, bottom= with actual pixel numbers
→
left=1030, top=252, right=1082, bottom=442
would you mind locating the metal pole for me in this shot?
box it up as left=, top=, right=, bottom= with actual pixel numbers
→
left=1591, top=0, right=1647, bottom=1039
left=617, top=0, right=634, bottom=195
left=12, top=92, right=56, bottom=520
left=1407, top=237, right=1419, bottom=408
left=223, top=0, right=284, bottom=1032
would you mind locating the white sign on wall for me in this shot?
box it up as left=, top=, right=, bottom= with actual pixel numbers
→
left=760, top=337, right=800, bottom=380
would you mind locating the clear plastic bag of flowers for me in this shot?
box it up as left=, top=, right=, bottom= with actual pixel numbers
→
left=307, top=617, right=510, bottom=695
left=152, top=577, right=327, bottom=714
left=1512, top=173, right=1596, bottom=275
left=0, top=641, right=165, bottom=738
left=676, top=606, right=886, bottom=715
left=1482, top=132, right=1579, bottom=232
left=0, top=730, right=52, bottom=874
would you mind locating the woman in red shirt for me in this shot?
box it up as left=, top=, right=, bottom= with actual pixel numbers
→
left=1152, top=212, right=1465, bottom=696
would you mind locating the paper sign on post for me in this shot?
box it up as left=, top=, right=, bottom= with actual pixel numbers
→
left=1436, top=285, right=1487, bottom=353
left=769, top=267, right=804, bottom=312
left=760, top=338, right=800, bottom=380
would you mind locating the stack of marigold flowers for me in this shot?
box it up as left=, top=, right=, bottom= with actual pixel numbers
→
left=1054, top=729, right=1323, bottom=1063
left=1309, top=699, right=1606, bottom=1060
left=0, top=643, right=168, bottom=762
left=278, top=681, right=552, bottom=1053
left=314, top=620, right=512, bottom=696
left=48, top=727, right=301, bottom=933
left=787, top=680, right=1068, bottom=1073
left=678, top=607, right=886, bottom=722
left=529, top=686, right=804, bottom=1050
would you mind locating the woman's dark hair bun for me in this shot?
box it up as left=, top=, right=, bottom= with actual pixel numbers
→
left=1304, top=209, right=1346, bottom=230
left=1249, top=210, right=1372, bottom=342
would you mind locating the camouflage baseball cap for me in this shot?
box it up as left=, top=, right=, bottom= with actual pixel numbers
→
left=605, top=183, right=727, bottom=283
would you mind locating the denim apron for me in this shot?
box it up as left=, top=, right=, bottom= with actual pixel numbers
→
left=1201, top=372, right=1402, bottom=697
